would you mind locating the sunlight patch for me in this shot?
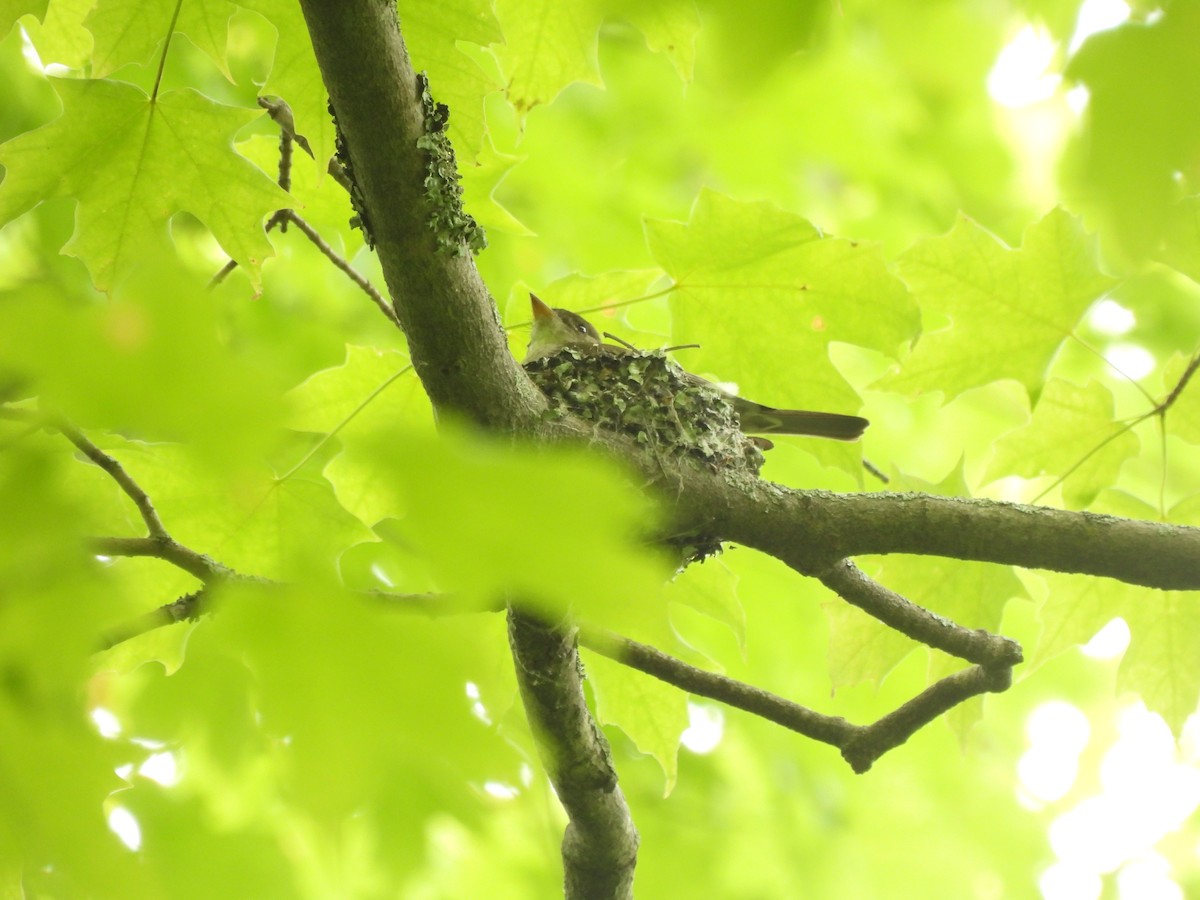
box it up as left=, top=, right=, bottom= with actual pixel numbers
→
left=1103, top=345, right=1155, bottom=380
left=1069, top=0, right=1131, bottom=54
left=1089, top=299, right=1136, bottom=337
left=1081, top=618, right=1130, bottom=660
left=988, top=25, right=1060, bottom=108
left=1019, top=700, right=1090, bottom=805
left=681, top=702, right=724, bottom=754
left=107, top=806, right=142, bottom=851
left=91, top=707, right=121, bottom=739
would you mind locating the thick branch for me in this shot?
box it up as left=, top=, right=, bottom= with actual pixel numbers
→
left=711, top=488, right=1200, bottom=590
left=579, top=627, right=856, bottom=746
left=819, top=560, right=1022, bottom=666
left=840, top=664, right=1011, bottom=773
left=508, top=609, right=638, bottom=900
left=296, top=0, right=541, bottom=428
left=533, top=421, right=1200, bottom=591
left=579, top=626, right=1011, bottom=773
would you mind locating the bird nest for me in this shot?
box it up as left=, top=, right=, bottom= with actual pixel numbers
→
left=524, top=346, right=765, bottom=478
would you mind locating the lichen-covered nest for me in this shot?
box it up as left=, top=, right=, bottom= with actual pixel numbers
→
left=524, top=345, right=765, bottom=478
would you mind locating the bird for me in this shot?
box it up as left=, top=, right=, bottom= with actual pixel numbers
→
left=523, top=294, right=868, bottom=441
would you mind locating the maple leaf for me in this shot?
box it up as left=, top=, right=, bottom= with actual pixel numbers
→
left=0, top=79, right=288, bottom=292
left=890, top=208, right=1115, bottom=400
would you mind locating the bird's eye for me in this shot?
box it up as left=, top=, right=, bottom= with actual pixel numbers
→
left=573, top=322, right=590, bottom=335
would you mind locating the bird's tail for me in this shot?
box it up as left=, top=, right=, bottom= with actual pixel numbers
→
left=737, top=404, right=868, bottom=440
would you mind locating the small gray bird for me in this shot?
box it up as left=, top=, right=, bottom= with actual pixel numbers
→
left=524, top=294, right=868, bottom=441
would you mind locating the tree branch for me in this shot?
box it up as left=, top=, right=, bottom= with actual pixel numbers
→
left=278, top=210, right=399, bottom=329
left=36, top=418, right=233, bottom=585
left=711, top=487, right=1200, bottom=590
left=530, top=420, right=1200, bottom=592
left=90, top=536, right=228, bottom=583
left=578, top=626, right=1012, bottom=773
left=293, top=5, right=628, bottom=893
left=102, top=585, right=1015, bottom=774
left=578, top=626, right=856, bottom=746
left=508, top=609, right=638, bottom=900
left=296, top=0, right=542, bottom=429
left=839, top=664, right=1010, bottom=773
left=100, top=589, right=207, bottom=649
left=60, top=423, right=170, bottom=540
left=819, top=560, right=1021, bottom=666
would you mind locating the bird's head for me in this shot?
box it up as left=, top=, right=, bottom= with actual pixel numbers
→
left=525, top=294, right=602, bottom=362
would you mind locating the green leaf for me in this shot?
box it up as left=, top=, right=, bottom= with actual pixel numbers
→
left=0, top=267, right=287, bottom=465
left=401, top=0, right=503, bottom=161
left=0, top=0, right=46, bottom=38
left=492, top=0, right=603, bottom=115
left=664, top=560, right=745, bottom=649
left=376, top=428, right=674, bottom=639
left=0, top=79, right=287, bottom=291
left=85, top=0, right=236, bottom=79
left=1065, top=5, right=1200, bottom=258
left=0, top=443, right=146, bottom=892
left=646, top=189, right=916, bottom=469
left=21, top=0, right=92, bottom=69
left=119, top=781, right=301, bottom=900
left=608, top=0, right=699, bottom=83
left=889, top=208, right=1114, bottom=400
left=116, top=582, right=522, bottom=892
left=460, top=139, right=532, bottom=236
left=986, top=378, right=1140, bottom=508
left=1032, top=491, right=1200, bottom=734
left=1116, top=589, right=1200, bottom=736
left=85, top=440, right=373, bottom=580
left=286, top=345, right=434, bottom=525
left=1039, top=567, right=1200, bottom=739
left=1155, top=196, right=1200, bottom=285
left=584, top=649, right=688, bottom=795
left=822, top=585, right=918, bottom=690
left=288, top=345, right=421, bottom=434
left=211, top=584, right=518, bottom=821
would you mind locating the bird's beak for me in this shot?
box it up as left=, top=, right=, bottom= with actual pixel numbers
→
left=530, top=293, right=555, bottom=322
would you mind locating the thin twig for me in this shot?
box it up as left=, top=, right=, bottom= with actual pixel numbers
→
left=1031, top=414, right=1144, bottom=504
left=280, top=210, right=399, bottom=329
left=90, top=536, right=228, bottom=582
left=208, top=210, right=398, bottom=330
left=327, top=157, right=353, bottom=193
left=862, top=457, right=889, bottom=484
left=507, top=284, right=679, bottom=336
left=98, top=582, right=1018, bottom=772
left=100, top=590, right=207, bottom=650
left=208, top=258, right=240, bottom=287
left=59, top=424, right=170, bottom=540
left=1160, top=352, right=1200, bottom=411
left=1032, top=351, right=1200, bottom=507
left=275, top=363, right=413, bottom=484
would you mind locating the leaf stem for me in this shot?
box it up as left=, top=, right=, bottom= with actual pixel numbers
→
left=151, top=0, right=185, bottom=102
left=275, top=363, right=413, bottom=484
